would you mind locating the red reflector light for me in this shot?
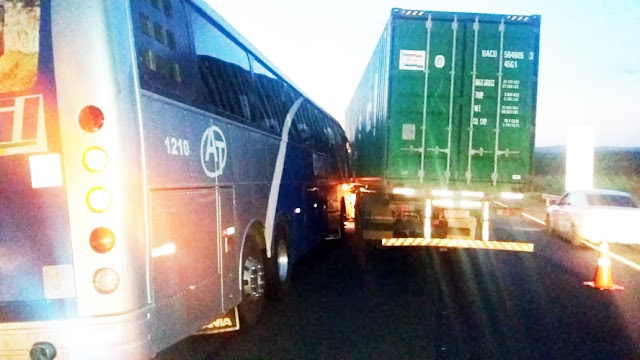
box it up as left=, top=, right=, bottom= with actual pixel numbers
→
left=90, top=227, right=116, bottom=254
left=78, top=105, right=104, bottom=132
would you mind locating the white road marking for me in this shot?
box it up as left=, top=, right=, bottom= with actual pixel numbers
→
left=522, top=212, right=545, bottom=225
left=580, top=241, right=640, bottom=272
left=503, top=201, right=640, bottom=273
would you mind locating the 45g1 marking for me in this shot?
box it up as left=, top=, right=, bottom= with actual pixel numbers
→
left=164, top=137, right=190, bottom=156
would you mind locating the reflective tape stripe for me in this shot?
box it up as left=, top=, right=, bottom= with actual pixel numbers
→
left=381, top=238, right=534, bottom=252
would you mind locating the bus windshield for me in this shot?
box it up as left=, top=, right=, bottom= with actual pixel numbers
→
left=0, top=0, right=40, bottom=93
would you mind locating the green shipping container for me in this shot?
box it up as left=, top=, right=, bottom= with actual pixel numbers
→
left=346, top=9, right=541, bottom=190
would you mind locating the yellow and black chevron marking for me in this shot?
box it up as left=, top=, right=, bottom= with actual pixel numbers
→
left=381, top=238, right=534, bottom=252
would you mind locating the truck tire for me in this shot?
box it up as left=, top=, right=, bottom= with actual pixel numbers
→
left=338, top=199, right=347, bottom=241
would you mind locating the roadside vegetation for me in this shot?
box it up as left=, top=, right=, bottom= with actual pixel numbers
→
left=532, top=147, right=640, bottom=198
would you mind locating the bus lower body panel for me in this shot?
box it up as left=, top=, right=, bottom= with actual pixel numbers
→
left=0, top=307, right=152, bottom=359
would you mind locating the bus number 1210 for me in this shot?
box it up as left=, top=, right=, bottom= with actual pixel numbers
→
left=164, top=136, right=190, bottom=156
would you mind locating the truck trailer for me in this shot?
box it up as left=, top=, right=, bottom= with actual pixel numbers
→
left=346, top=9, right=540, bottom=250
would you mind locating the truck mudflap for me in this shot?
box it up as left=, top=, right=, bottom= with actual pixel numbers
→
left=380, top=237, right=534, bottom=252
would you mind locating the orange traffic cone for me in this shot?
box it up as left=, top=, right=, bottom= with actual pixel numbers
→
left=584, top=241, right=624, bottom=291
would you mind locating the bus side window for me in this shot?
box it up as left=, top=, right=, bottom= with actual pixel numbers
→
left=279, top=84, right=301, bottom=141
left=315, top=110, right=334, bottom=154
left=333, top=125, right=351, bottom=178
left=291, top=102, right=318, bottom=148
left=132, top=0, right=194, bottom=100
left=190, top=10, right=252, bottom=122
left=250, top=57, right=284, bottom=135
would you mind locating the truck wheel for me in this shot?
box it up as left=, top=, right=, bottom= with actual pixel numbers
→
left=238, top=234, right=265, bottom=327
left=266, top=222, right=291, bottom=299
left=354, top=208, right=363, bottom=241
left=338, top=199, right=347, bottom=241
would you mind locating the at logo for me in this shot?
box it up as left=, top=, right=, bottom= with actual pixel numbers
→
left=200, top=125, right=227, bottom=178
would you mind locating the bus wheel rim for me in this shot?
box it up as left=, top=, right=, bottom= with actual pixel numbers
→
left=243, top=256, right=265, bottom=299
left=276, top=239, right=289, bottom=283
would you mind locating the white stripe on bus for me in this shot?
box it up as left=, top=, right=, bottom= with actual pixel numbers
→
left=264, top=97, right=305, bottom=257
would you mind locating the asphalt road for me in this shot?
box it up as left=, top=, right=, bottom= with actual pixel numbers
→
left=159, top=213, right=640, bottom=359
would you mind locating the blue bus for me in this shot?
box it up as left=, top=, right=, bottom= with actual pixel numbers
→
left=0, top=0, right=350, bottom=358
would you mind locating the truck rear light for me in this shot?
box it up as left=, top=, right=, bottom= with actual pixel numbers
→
left=462, top=191, right=484, bottom=198
left=460, top=200, right=483, bottom=208
left=90, top=227, right=116, bottom=254
left=93, top=268, right=120, bottom=294
left=432, top=199, right=455, bottom=208
left=87, top=187, right=112, bottom=212
left=392, top=187, right=416, bottom=196
left=78, top=105, right=105, bottom=132
left=82, top=147, right=108, bottom=172
left=432, top=189, right=453, bottom=197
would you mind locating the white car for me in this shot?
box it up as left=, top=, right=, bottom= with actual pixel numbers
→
left=546, top=189, right=640, bottom=246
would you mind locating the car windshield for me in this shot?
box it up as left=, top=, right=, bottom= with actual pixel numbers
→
left=586, top=194, right=638, bottom=208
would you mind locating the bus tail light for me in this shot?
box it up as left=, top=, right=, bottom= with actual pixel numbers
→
left=93, top=268, right=120, bottom=294
left=86, top=187, right=112, bottom=212
left=90, top=227, right=116, bottom=253
left=83, top=147, right=108, bottom=172
left=78, top=105, right=105, bottom=132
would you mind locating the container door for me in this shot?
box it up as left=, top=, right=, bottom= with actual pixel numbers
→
left=387, top=14, right=538, bottom=187
left=458, top=17, right=538, bottom=185
left=387, top=15, right=464, bottom=184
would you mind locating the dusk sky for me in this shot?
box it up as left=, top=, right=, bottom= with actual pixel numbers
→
left=207, top=0, right=640, bottom=147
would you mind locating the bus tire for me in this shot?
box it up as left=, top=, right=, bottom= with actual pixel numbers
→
left=238, top=233, right=266, bottom=327
left=266, top=221, right=292, bottom=299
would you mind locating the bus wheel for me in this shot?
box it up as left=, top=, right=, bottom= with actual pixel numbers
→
left=238, top=234, right=265, bottom=327
left=266, top=223, right=291, bottom=299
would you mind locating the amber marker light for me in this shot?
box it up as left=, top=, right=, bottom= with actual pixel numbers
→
left=78, top=105, right=105, bottom=133
left=83, top=147, right=108, bottom=172
left=90, top=227, right=116, bottom=254
left=87, top=187, right=112, bottom=212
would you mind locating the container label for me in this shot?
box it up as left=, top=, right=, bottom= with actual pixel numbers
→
left=402, top=124, right=416, bottom=140
left=399, top=50, right=425, bottom=71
